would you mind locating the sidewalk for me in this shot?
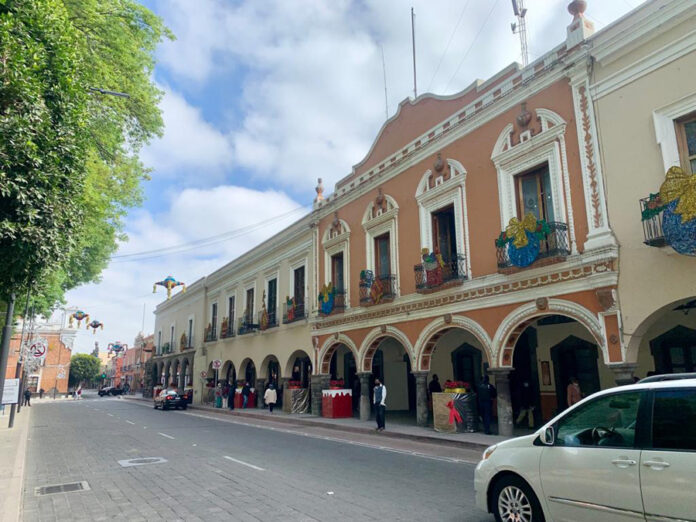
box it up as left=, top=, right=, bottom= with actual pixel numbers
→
left=124, top=395, right=513, bottom=450
left=0, top=405, right=31, bottom=522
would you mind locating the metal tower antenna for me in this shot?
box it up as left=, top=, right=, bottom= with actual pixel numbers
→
left=510, top=0, right=529, bottom=67
left=381, top=45, right=389, bottom=120
left=411, top=7, right=417, bottom=98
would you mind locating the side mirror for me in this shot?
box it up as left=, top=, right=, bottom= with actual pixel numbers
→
left=540, top=426, right=555, bottom=446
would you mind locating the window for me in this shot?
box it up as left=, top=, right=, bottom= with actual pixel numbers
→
left=227, top=296, right=235, bottom=334
left=267, top=278, right=277, bottom=323
left=374, top=233, right=391, bottom=277
left=676, top=113, right=696, bottom=174
left=170, top=325, right=174, bottom=347
left=331, top=253, right=344, bottom=292
left=211, top=303, right=218, bottom=337
left=187, top=319, right=193, bottom=348
left=651, top=326, right=696, bottom=374
left=515, top=164, right=555, bottom=221
left=652, top=389, right=696, bottom=451
left=431, top=205, right=457, bottom=262
left=157, top=331, right=161, bottom=353
left=293, top=266, right=305, bottom=304
left=555, top=392, right=641, bottom=448
left=245, top=288, right=254, bottom=323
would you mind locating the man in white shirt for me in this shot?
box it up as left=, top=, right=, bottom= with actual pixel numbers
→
left=374, top=379, right=387, bottom=431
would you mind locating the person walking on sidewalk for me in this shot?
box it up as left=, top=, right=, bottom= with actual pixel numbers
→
left=373, top=378, right=387, bottom=431
left=477, top=375, right=497, bottom=435
left=23, top=388, right=32, bottom=407
left=264, top=383, right=278, bottom=413
left=228, top=383, right=235, bottom=410
left=242, top=381, right=251, bottom=409
left=39, top=388, right=44, bottom=399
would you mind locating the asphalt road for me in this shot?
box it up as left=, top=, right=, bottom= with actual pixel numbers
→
left=22, top=393, right=492, bottom=521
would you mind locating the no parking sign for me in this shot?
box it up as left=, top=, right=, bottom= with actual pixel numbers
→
left=30, top=339, right=47, bottom=359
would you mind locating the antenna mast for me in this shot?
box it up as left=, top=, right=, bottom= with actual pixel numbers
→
left=510, top=0, right=529, bottom=67
left=411, top=7, right=417, bottom=98
left=381, top=45, right=389, bottom=120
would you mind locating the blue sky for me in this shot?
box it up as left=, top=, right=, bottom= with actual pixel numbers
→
left=65, top=0, right=640, bottom=353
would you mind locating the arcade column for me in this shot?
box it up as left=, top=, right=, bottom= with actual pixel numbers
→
left=255, top=378, right=266, bottom=408
left=412, top=371, right=429, bottom=427
left=358, top=372, right=372, bottom=422
left=489, top=368, right=514, bottom=437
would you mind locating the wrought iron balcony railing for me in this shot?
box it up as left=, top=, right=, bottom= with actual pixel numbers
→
left=495, top=221, right=571, bottom=269
left=639, top=196, right=667, bottom=247
left=360, top=273, right=397, bottom=305
left=283, top=299, right=306, bottom=323
left=204, top=327, right=217, bottom=343
left=238, top=315, right=258, bottom=335
left=414, top=254, right=467, bottom=292
left=258, top=308, right=278, bottom=330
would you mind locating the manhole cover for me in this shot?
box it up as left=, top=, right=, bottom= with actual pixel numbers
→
left=35, top=481, right=90, bottom=496
left=117, top=457, right=167, bottom=468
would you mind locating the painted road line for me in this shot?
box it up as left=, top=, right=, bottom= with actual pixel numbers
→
left=107, top=413, right=114, bottom=417
left=224, top=456, right=265, bottom=471
left=126, top=420, right=135, bottom=425
left=158, top=432, right=175, bottom=439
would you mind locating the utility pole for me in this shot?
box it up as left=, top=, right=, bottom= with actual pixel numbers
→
left=0, top=293, right=16, bottom=408
left=511, top=0, right=529, bottom=67
left=411, top=7, right=418, bottom=99
left=8, top=287, right=31, bottom=427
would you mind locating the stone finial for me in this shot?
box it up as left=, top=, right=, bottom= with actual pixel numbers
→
left=566, top=0, right=594, bottom=48
left=568, top=0, right=587, bottom=17
left=434, top=152, right=445, bottom=173
left=314, top=177, right=324, bottom=202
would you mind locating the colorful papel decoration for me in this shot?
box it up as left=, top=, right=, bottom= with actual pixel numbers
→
left=496, top=213, right=551, bottom=267
left=153, top=276, right=186, bottom=299
left=318, top=283, right=335, bottom=315
left=86, top=320, right=103, bottom=334
left=69, top=310, right=89, bottom=328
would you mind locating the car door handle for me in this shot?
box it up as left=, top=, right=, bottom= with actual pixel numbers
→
left=643, top=460, right=670, bottom=469
left=611, top=458, right=637, bottom=468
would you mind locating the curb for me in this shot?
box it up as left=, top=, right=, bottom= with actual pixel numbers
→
left=122, top=396, right=490, bottom=451
left=1, top=406, right=30, bottom=522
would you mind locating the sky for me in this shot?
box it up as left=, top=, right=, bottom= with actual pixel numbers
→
left=64, top=0, right=640, bottom=354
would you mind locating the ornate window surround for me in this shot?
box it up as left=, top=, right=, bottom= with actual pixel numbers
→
left=288, top=257, right=308, bottom=302
left=322, top=219, right=351, bottom=308
left=653, top=92, right=696, bottom=172
left=362, top=194, right=400, bottom=296
left=187, top=314, right=195, bottom=348
left=415, top=159, right=472, bottom=277
left=491, top=108, right=577, bottom=254
left=264, top=270, right=280, bottom=316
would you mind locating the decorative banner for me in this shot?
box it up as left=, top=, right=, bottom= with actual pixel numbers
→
left=86, top=320, right=104, bottom=334
left=69, top=310, right=89, bottom=328
left=153, top=275, right=186, bottom=300
left=108, top=341, right=128, bottom=355
left=496, top=213, right=551, bottom=267
left=318, top=283, right=336, bottom=315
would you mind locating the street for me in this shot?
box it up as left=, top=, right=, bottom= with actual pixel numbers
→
left=22, top=393, right=491, bottom=521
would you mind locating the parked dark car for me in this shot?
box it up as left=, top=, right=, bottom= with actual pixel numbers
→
left=98, top=386, right=124, bottom=397
left=154, top=389, right=187, bottom=410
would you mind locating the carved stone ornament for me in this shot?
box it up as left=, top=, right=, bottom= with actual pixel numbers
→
left=609, top=334, right=619, bottom=345
left=330, top=211, right=341, bottom=235
left=516, top=102, right=533, bottom=129
left=535, top=297, right=549, bottom=311
left=334, top=332, right=339, bottom=340
left=434, top=152, right=445, bottom=173
left=315, top=177, right=324, bottom=202
left=443, top=313, right=453, bottom=324
left=380, top=325, right=387, bottom=334
left=596, top=288, right=615, bottom=311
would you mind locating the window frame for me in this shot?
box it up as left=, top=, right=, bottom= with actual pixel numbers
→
left=647, top=387, right=696, bottom=453
left=675, top=111, right=696, bottom=175
left=210, top=302, right=218, bottom=337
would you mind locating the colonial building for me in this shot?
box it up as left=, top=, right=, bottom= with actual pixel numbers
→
left=152, top=0, right=696, bottom=437
left=121, top=333, right=154, bottom=392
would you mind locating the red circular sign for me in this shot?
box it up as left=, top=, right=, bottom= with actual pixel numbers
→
left=30, top=342, right=47, bottom=358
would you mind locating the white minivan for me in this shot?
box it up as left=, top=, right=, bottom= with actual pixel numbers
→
left=474, top=374, right=696, bottom=522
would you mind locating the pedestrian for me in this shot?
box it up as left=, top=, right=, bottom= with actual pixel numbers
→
left=566, top=377, right=582, bottom=407
left=352, top=376, right=361, bottom=412
left=23, top=388, right=31, bottom=407
left=428, top=374, right=442, bottom=394
left=264, top=383, right=278, bottom=413
left=77, top=384, right=83, bottom=400
left=373, top=378, right=387, bottom=431
left=477, top=375, right=497, bottom=435
left=242, top=381, right=251, bottom=408
left=228, top=382, right=235, bottom=410
left=39, top=388, right=44, bottom=399
left=222, top=382, right=230, bottom=409
left=515, top=381, right=535, bottom=429
left=215, top=384, right=223, bottom=408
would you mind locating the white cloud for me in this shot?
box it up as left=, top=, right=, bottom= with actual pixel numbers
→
left=65, top=185, right=305, bottom=354
left=140, top=85, right=234, bottom=176
left=152, top=0, right=636, bottom=193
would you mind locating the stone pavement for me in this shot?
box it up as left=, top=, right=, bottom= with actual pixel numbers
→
left=0, top=403, right=31, bottom=522
left=125, top=395, right=513, bottom=451
left=22, top=396, right=492, bottom=521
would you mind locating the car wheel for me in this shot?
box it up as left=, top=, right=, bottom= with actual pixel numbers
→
left=491, top=475, right=545, bottom=522
left=181, top=404, right=187, bottom=410
left=163, top=404, right=169, bottom=411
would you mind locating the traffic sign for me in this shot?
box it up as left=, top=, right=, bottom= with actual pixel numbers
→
left=212, top=359, right=222, bottom=370
left=29, top=339, right=47, bottom=358
left=2, top=379, right=19, bottom=405
left=200, top=371, right=207, bottom=379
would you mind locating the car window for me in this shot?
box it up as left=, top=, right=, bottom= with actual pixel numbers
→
left=652, top=388, right=696, bottom=451
left=556, top=392, right=642, bottom=448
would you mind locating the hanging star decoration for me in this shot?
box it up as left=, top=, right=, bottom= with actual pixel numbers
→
left=86, top=320, right=104, bottom=334
left=69, top=310, right=89, bottom=328
left=153, top=276, right=186, bottom=299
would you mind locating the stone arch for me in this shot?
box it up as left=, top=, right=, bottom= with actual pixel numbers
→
left=180, top=357, right=191, bottom=388
left=413, top=315, right=493, bottom=372
left=221, top=360, right=235, bottom=384
left=359, top=326, right=415, bottom=372
left=163, top=359, right=172, bottom=385
left=170, top=358, right=180, bottom=387
left=260, top=354, right=282, bottom=382
left=493, top=299, right=605, bottom=368
left=415, top=158, right=467, bottom=198
left=361, top=193, right=399, bottom=225
left=318, top=334, right=359, bottom=375
left=322, top=218, right=351, bottom=243
left=283, top=348, right=313, bottom=378
left=153, top=361, right=162, bottom=386
left=239, top=357, right=257, bottom=385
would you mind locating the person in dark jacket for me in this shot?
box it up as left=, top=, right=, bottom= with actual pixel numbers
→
left=242, top=381, right=251, bottom=408
left=428, top=374, right=442, bottom=394
left=228, top=383, right=235, bottom=410
left=23, top=388, right=32, bottom=407
left=477, top=376, right=497, bottom=435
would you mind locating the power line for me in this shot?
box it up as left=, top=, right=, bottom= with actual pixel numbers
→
left=444, top=0, right=502, bottom=92
left=110, top=206, right=308, bottom=263
left=426, top=0, right=473, bottom=93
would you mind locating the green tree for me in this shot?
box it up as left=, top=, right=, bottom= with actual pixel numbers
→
left=68, top=353, right=101, bottom=386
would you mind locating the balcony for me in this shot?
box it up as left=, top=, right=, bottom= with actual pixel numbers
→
left=220, top=317, right=235, bottom=339
left=640, top=195, right=667, bottom=247
left=414, top=254, right=467, bottom=293
left=359, top=272, right=397, bottom=305
left=204, top=325, right=217, bottom=343
left=258, top=308, right=278, bottom=330
left=283, top=298, right=306, bottom=323
left=160, top=343, right=172, bottom=354
left=318, top=289, right=346, bottom=316
left=238, top=315, right=258, bottom=335
left=495, top=221, right=570, bottom=272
